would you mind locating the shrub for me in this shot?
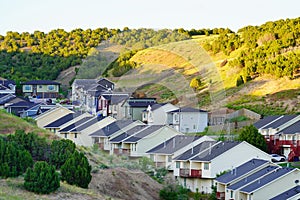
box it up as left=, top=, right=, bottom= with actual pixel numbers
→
left=159, top=184, right=189, bottom=200
left=49, top=139, right=76, bottom=169
left=24, top=161, right=60, bottom=194
left=61, top=151, right=92, bottom=188
left=236, top=75, right=244, bottom=87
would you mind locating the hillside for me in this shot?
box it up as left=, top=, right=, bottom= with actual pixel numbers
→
left=0, top=110, right=162, bottom=200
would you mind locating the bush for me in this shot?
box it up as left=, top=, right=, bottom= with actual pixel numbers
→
left=24, top=161, right=60, bottom=194
left=61, top=151, right=92, bottom=188
left=159, top=184, right=189, bottom=200
left=236, top=75, right=244, bottom=87
left=49, top=139, right=76, bottom=169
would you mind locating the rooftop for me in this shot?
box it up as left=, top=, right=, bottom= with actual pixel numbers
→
left=109, top=125, right=149, bottom=143
left=253, top=115, right=281, bottom=129
left=22, top=80, right=60, bottom=85
left=168, top=107, right=207, bottom=113
left=43, top=113, right=82, bottom=128
left=270, top=185, right=300, bottom=200
left=89, top=120, right=137, bottom=137
left=59, top=116, right=93, bottom=132
left=124, top=125, right=164, bottom=143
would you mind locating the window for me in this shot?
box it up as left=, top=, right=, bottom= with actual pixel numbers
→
left=150, top=154, right=154, bottom=161
left=48, top=85, right=55, bottom=91
left=193, top=125, right=196, bottom=129
left=204, top=163, right=209, bottom=170
left=74, top=133, right=77, bottom=138
left=39, top=85, right=42, bottom=88
left=176, top=161, right=180, bottom=169
left=24, top=85, right=31, bottom=90
left=64, top=133, right=67, bottom=138
left=230, top=190, right=233, bottom=198
left=168, top=155, right=172, bottom=162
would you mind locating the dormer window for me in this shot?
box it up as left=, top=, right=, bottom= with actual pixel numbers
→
left=48, top=85, right=55, bottom=91
left=24, top=85, right=31, bottom=90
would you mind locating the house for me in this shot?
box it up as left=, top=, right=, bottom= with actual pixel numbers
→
left=147, top=135, right=215, bottom=169
left=97, top=92, right=129, bottom=119
left=19, top=102, right=45, bottom=118
left=109, top=125, right=181, bottom=157
left=43, top=112, right=92, bottom=133
left=215, top=159, right=300, bottom=200
left=173, top=141, right=271, bottom=193
left=71, top=78, right=114, bottom=114
left=142, top=103, right=178, bottom=124
left=5, top=100, right=41, bottom=117
left=35, top=105, right=74, bottom=128
left=167, top=107, right=208, bottom=133
left=122, top=98, right=156, bottom=121
left=89, top=120, right=144, bottom=150
left=22, top=80, right=60, bottom=102
left=270, top=185, right=300, bottom=200
left=0, top=79, right=16, bottom=94
left=0, top=94, right=16, bottom=108
left=254, top=115, right=300, bottom=159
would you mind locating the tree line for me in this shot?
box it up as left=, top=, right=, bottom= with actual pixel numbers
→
left=0, top=130, right=92, bottom=194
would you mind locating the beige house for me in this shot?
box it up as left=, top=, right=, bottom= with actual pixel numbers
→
left=35, top=105, right=74, bottom=128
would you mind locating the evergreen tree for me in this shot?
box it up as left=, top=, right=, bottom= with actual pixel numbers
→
left=238, top=125, right=267, bottom=152
left=61, top=151, right=92, bottom=188
left=49, top=139, right=76, bottom=169
left=24, top=161, right=60, bottom=194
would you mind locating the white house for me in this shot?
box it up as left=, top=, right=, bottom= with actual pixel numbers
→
left=173, top=141, right=272, bottom=193
left=167, top=107, right=208, bottom=133
left=142, top=103, right=178, bottom=124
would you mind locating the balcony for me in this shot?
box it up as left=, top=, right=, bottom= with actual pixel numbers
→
left=179, top=168, right=202, bottom=178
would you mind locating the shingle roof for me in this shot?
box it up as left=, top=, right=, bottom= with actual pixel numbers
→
left=59, top=116, right=93, bottom=132
left=89, top=120, right=137, bottom=137
left=216, top=159, right=270, bottom=184
left=0, top=94, right=16, bottom=104
left=22, top=80, right=60, bottom=85
left=109, top=125, right=149, bottom=143
left=68, top=116, right=104, bottom=132
left=174, top=141, right=217, bottom=161
left=270, top=185, right=300, bottom=200
left=190, top=141, right=240, bottom=162
left=240, top=167, right=295, bottom=193
left=279, top=120, right=300, bottom=134
left=124, top=125, right=164, bottom=143
left=263, top=115, right=298, bottom=129
left=0, top=79, right=16, bottom=88
left=126, top=98, right=156, bottom=107
left=227, top=165, right=279, bottom=190
left=102, top=93, right=129, bottom=104
left=168, top=107, right=207, bottom=113
left=146, top=135, right=202, bottom=154
left=43, top=113, right=81, bottom=128
left=97, top=78, right=114, bottom=89
left=7, top=100, right=34, bottom=107
left=253, top=115, right=281, bottom=129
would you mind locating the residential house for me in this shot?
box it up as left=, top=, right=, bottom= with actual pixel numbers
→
left=147, top=135, right=215, bottom=169
left=142, top=103, right=178, bottom=124
left=173, top=141, right=271, bottom=193
left=43, top=112, right=92, bottom=133
left=97, top=92, right=129, bottom=119
left=0, top=94, right=16, bottom=109
left=89, top=120, right=144, bottom=150
left=122, top=98, right=156, bottom=121
left=167, top=107, right=208, bottom=133
left=109, top=125, right=181, bottom=157
left=35, top=105, right=74, bottom=128
left=22, top=80, right=60, bottom=102
left=270, top=185, right=300, bottom=200
left=0, top=79, right=16, bottom=94
left=71, top=78, right=114, bottom=114
left=5, top=100, right=42, bottom=117
left=215, top=159, right=300, bottom=200
left=254, top=115, right=300, bottom=159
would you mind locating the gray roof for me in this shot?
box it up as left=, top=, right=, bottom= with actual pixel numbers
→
left=59, top=116, right=93, bottom=132
left=168, top=107, right=207, bottom=113
left=174, top=141, right=217, bottom=161
left=102, top=93, right=129, bottom=104
left=68, top=115, right=104, bottom=133
left=89, top=120, right=136, bottom=137
left=0, top=94, right=16, bottom=104
left=146, top=135, right=202, bottom=154
left=109, top=125, right=149, bottom=143
left=124, top=125, right=164, bottom=143
left=44, top=113, right=81, bottom=128
left=227, top=165, right=279, bottom=190
left=216, top=159, right=269, bottom=184
left=263, top=115, right=298, bottom=129
left=270, top=185, right=300, bottom=200
left=191, top=141, right=240, bottom=162
left=0, top=79, right=15, bottom=88
left=279, top=120, right=300, bottom=134
left=253, top=115, right=281, bottom=129
left=240, top=167, right=295, bottom=193
left=22, top=80, right=60, bottom=85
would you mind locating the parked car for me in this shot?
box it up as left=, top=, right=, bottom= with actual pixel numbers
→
left=271, top=154, right=286, bottom=162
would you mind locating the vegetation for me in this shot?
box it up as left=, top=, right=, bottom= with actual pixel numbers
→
left=159, top=184, right=189, bottom=200
left=49, top=139, right=76, bottom=169
left=24, top=161, right=60, bottom=194
left=238, top=125, right=267, bottom=152
left=61, top=151, right=92, bottom=188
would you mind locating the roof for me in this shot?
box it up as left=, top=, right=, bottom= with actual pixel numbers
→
left=97, top=78, right=114, bottom=89
left=0, top=94, right=16, bottom=104
left=190, top=141, right=240, bottom=162
left=22, top=80, right=60, bottom=85
left=59, top=116, right=93, bottom=132
left=68, top=115, right=104, bottom=132
left=168, top=107, right=207, bottom=113
left=7, top=100, right=35, bottom=108
left=240, top=167, right=295, bottom=193
left=109, top=125, right=149, bottom=143
left=270, top=185, right=300, bottom=200
left=0, top=79, right=16, bottom=88
left=216, top=159, right=269, bottom=184
left=253, top=115, right=281, bottom=129
left=89, top=120, right=137, bottom=137
left=102, top=93, right=129, bottom=104
left=227, top=165, right=279, bottom=190
left=124, top=125, right=164, bottom=143
left=126, top=98, right=157, bottom=107
left=73, top=79, right=98, bottom=90
left=279, top=120, right=300, bottom=134
left=147, top=135, right=202, bottom=154
left=263, top=115, right=298, bottom=129
left=174, top=141, right=217, bottom=161
left=43, top=113, right=81, bottom=128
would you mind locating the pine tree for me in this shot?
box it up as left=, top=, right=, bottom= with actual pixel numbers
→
left=49, top=139, right=75, bottom=169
